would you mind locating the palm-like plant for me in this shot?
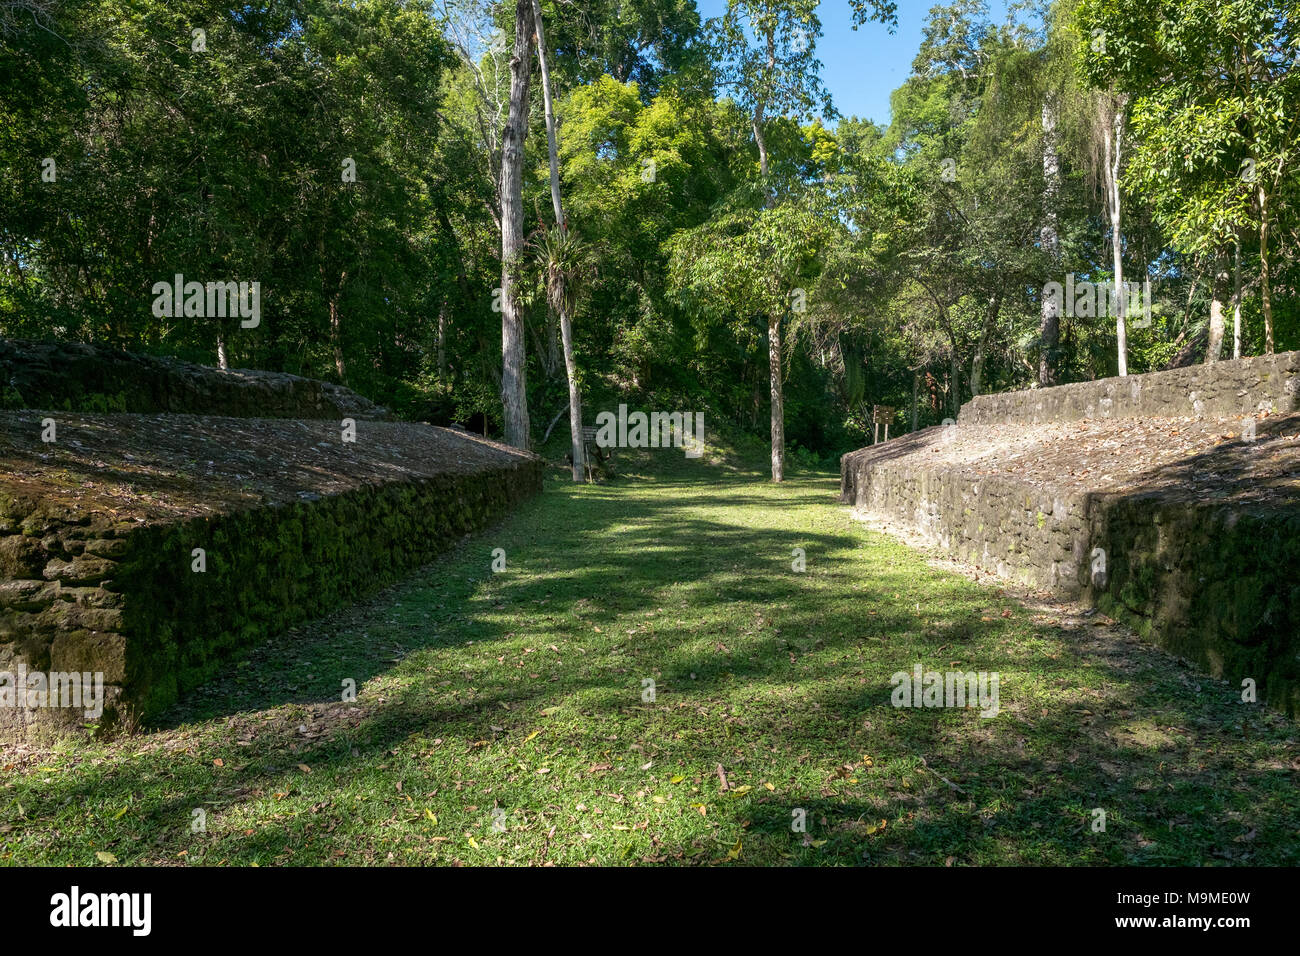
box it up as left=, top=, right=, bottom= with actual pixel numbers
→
left=532, top=224, right=595, bottom=479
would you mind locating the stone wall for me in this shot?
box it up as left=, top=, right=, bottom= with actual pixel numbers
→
left=841, top=430, right=1092, bottom=592
left=1, top=413, right=542, bottom=741
left=1081, top=493, right=1300, bottom=714
left=0, top=338, right=389, bottom=420
left=842, top=354, right=1300, bottom=715
left=959, top=350, right=1300, bottom=426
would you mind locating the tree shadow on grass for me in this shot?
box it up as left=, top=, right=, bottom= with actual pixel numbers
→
left=7, top=469, right=1298, bottom=866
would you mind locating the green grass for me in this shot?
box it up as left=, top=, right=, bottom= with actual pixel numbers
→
left=2, top=448, right=1297, bottom=866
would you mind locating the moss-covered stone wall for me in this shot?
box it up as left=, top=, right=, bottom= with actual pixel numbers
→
left=0, top=413, right=542, bottom=741
left=960, top=350, right=1300, bottom=426
left=841, top=359, right=1300, bottom=715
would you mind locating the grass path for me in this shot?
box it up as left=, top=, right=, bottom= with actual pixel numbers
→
left=3, top=455, right=1297, bottom=866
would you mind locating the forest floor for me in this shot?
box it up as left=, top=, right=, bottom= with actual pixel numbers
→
left=2, top=445, right=1297, bottom=866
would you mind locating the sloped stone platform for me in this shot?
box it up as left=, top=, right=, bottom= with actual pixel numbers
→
left=842, top=355, right=1300, bottom=715
left=0, top=413, right=542, bottom=741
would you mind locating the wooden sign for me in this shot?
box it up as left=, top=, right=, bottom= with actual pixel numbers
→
left=872, top=405, right=896, bottom=444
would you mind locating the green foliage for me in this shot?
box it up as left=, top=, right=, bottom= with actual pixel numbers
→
left=2, top=0, right=1298, bottom=461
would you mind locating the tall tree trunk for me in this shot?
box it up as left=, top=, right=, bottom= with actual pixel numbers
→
left=1259, top=184, right=1274, bottom=354
left=216, top=326, right=228, bottom=370
left=911, top=370, right=919, bottom=431
left=1038, top=93, right=1061, bottom=386
left=1103, top=94, right=1128, bottom=376
left=971, top=292, right=1001, bottom=397
left=559, top=307, right=584, bottom=480
left=768, top=312, right=784, bottom=482
left=436, top=303, right=447, bottom=382
left=1207, top=251, right=1227, bottom=363
left=535, top=0, right=564, bottom=231
left=1232, top=237, right=1242, bottom=359
left=757, top=27, right=783, bottom=482
left=757, top=110, right=784, bottom=482
left=329, top=292, right=345, bottom=382
left=531, top=0, right=584, bottom=481
left=499, top=0, right=534, bottom=449
left=754, top=26, right=774, bottom=198
left=950, top=348, right=961, bottom=419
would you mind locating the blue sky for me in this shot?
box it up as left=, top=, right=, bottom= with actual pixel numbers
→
left=694, top=0, right=1015, bottom=126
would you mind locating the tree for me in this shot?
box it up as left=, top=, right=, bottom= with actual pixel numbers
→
left=1080, top=0, right=1300, bottom=357
left=531, top=0, right=585, bottom=480
left=709, top=0, right=895, bottom=480
left=499, top=0, right=534, bottom=447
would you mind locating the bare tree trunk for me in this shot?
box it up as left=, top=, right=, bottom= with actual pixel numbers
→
left=216, top=327, right=228, bottom=370
left=754, top=27, right=774, bottom=195
left=1208, top=252, right=1227, bottom=363
left=532, top=0, right=584, bottom=481
left=971, top=293, right=1001, bottom=397
left=436, top=304, right=447, bottom=382
left=559, top=307, right=584, bottom=480
left=1259, top=184, right=1274, bottom=354
left=950, top=348, right=961, bottom=418
left=911, top=370, right=919, bottom=431
left=768, top=313, right=784, bottom=482
left=757, top=27, right=783, bottom=482
left=1232, top=237, right=1242, bottom=359
left=499, top=0, right=534, bottom=449
left=534, top=0, right=564, bottom=231
left=1039, top=93, right=1061, bottom=387
left=1103, top=94, right=1128, bottom=376
left=329, top=293, right=345, bottom=381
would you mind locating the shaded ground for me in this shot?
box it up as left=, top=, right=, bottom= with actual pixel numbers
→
left=1, top=451, right=1296, bottom=866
